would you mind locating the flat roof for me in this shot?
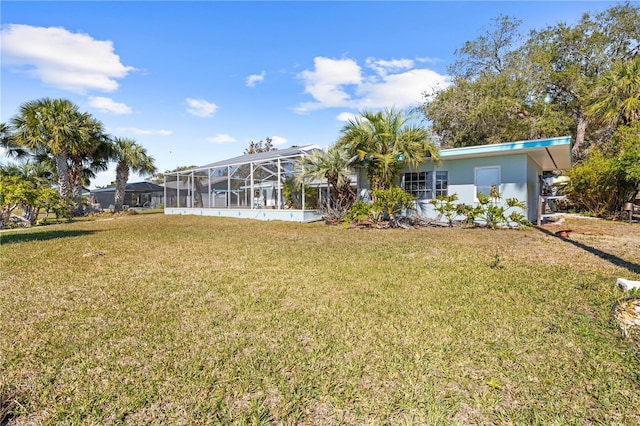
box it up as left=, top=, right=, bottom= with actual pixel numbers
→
left=440, top=136, right=572, bottom=170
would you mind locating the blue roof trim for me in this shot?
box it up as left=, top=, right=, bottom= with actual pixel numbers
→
left=440, top=136, right=571, bottom=157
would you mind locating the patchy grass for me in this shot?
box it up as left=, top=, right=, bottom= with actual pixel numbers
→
left=1, top=214, right=639, bottom=424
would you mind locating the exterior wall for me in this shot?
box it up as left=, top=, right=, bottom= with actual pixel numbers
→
left=403, top=154, right=533, bottom=222
left=526, top=154, right=542, bottom=221
left=164, top=207, right=323, bottom=223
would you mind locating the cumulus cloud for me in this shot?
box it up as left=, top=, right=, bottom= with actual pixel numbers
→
left=366, top=58, right=414, bottom=77
left=357, top=68, right=450, bottom=109
left=1, top=24, right=134, bottom=93
left=186, top=98, right=218, bottom=117
left=295, top=57, right=362, bottom=113
left=295, top=56, right=450, bottom=114
left=116, top=127, right=173, bottom=136
left=207, top=134, right=236, bottom=144
left=88, top=97, right=132, bottom=114
left=270, top=135, right=287, bottom=146
left=246, top=71, right=266, bottom=87
left=336, top=112, right=358, bottom=122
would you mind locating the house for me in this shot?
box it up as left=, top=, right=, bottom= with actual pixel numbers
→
left=90, top=181, right=165, bottom=211
left=164, top=136, right=572, bottom=223
left=396, top=136, right=572, bottom=224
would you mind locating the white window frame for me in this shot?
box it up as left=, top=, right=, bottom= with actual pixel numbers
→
left=402, top=171, right=448, bottom=200
left=474, top=166, right=501, bottom=200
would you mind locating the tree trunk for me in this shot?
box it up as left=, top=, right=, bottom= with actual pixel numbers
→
left=55, top=152, right=71, bottom=200
left=114, top=163, right=129, bottom=212
left=69, top=163, right=84, bottom=216
left=572, top=112, right=589, bottom=160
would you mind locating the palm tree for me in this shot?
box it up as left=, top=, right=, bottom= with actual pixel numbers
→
left=1, top=122, right=29, bottom=159
left=337, top=107, right=439, bottom=190
left=111, top=138, right=157, bottom=212
left=296, top=144, right=356, bottom=213
left=67, top=114, right=109, bottom=215
left=589, top=57, right=640, bottom=126
left=9, top=98, right=93, bottom=200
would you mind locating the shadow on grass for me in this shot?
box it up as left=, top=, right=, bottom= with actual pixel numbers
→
left=0, top=229, right=99, bottom=245
left=535, top=226, right=640, bottom=274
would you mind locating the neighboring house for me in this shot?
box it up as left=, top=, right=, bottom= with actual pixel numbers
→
left=90, top=181, right=165, bottom=211
left=164, top=136, right=572, bottom=223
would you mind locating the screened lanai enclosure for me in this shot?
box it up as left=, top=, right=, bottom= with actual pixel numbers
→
left=163, top=145, right=333, bottom=222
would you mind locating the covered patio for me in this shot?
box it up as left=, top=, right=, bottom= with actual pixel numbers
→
left=163, top=145, right=328, bottom=222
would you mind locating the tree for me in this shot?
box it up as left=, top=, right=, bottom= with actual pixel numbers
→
left=66, top=113, right=110, bottom=215
left=111, top=138, right=157, bottom=212
left=0, top=122, right=29, bottom=159
left=10, top=98, right=93, bottom=201
left=295, top=144, right=357, bottom=218
left=244, top=137, right=277, bottom=154
left=337, top=108, right=439, bottom=190
left=564, top=122, right=640, bottom=216
left=588, top=57, right=640, bottom=127
left=525, top=3, right=640, bottom=158
left=422, top=15, right=572, bottom=148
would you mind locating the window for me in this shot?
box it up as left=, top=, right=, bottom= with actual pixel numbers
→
left=402, top=171, right=448, bottom=200
left=475, top=166, right=500, bottom=198
left=435, top=171, right=448, bottom=198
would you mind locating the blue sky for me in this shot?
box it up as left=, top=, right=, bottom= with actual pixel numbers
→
left=1, top=1, right=623, bottom=188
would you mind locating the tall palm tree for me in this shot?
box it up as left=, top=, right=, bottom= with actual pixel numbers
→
left=589, top=57, right=640, bottom=126
left=296, top=144, right=356, bottom=211
left=9, top=98, right=92, bottom=200
left=111, top=138, right=157, bottom=212
left=67, top=114, right=109, bottom=215
left=337, top=107, right=439, bottom=190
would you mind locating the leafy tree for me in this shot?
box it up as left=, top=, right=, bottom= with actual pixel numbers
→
left=337, top=108, right=439, bottom=190
left=244, top=137, right=277, bottom=154
left=525, top=3, right=640, bottom=158
left=295, top=144, right=356, bottom=218
left=423, top=15, right=572, bottom=148
left=111, top=138, right=157, bottom=212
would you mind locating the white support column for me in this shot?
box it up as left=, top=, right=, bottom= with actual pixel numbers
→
left=177, top=174, right=181, bottom=208
left=250, top=162, right=255, bottom=209
left=277, top=158, right=282, bottom=209
left=208, top=169, right=212, bottom=208
left=301, top=181, right=305, bottom=210
left=227, top=165, right=231, bottom=208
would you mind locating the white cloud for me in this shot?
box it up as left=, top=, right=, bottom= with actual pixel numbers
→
left=116, top=127, right=173, bottom=136
left=88, top=96, right=132, bottom=114
left=1, top=24, right=134, bottom=93
left=295, top=57, right=362, bottom=113
left=295, top=56, right=450, bottom=114
left=366, top=58, right=414, bottom=77
left=270, top=135, right=287, bottom=146
left=207, top=134, right=236, bottom=144
left=246, top=70, right=266, bottom=87
left=336, top=112, right=358, bottom=122
left=357, top=68, right=450, bottom=109
left=186, top=98, right=218, bottom=117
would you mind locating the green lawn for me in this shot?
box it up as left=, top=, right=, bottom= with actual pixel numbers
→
left=1, top=214, right=639, bottom=424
